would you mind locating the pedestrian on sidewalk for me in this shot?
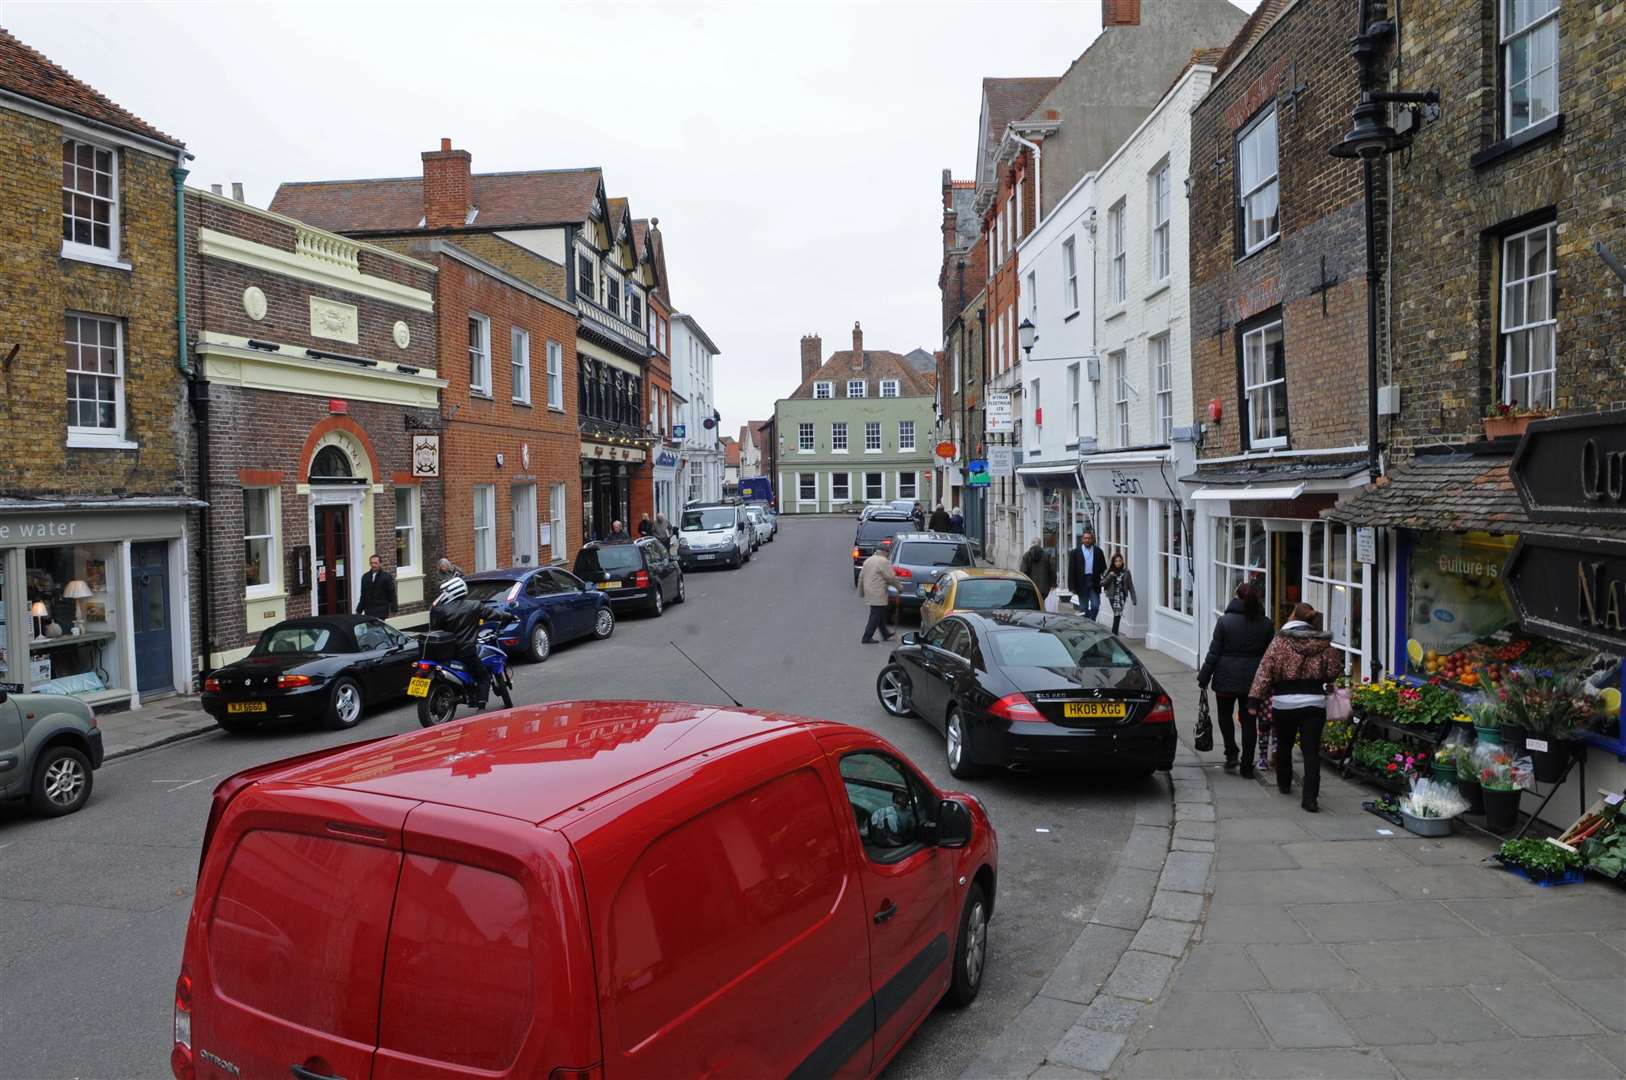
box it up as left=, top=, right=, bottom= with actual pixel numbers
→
left=356, top=554, right=396, bottom=619
left=1100, top=552, right=1137, bottom=635
left=1248, top=602, right=1341, bottom=813
left=605, top=519, right=631, bottom=543
left=858, top=548, right=899, bottom=644
left=1067, top=529, right=1105, bottom=620
left=929, top=503, right=953, bottom=531
left=949, top=505, right=964, bottom=533
left=1020, top=538, right=1057, bottom=610
left=637, top=513, right=654, bottom=538
left=1197, top=582, right=1274, bottom=776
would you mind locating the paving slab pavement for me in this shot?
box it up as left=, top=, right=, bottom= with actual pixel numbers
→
left=94, top=693, right=218, bottom=758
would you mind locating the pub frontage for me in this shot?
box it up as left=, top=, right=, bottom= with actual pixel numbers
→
left=1328, top=414, right=1626, bottom=828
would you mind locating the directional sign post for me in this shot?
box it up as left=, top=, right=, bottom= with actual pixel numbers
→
left=1511, top=408, right=1626, bottom=527
left=1503, top=534, right=1626, bottom=654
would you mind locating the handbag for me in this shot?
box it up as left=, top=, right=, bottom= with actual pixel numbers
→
left=1325, top=684, right=1352, bottom=723
left=1194, top=691, right=1214, bottom=752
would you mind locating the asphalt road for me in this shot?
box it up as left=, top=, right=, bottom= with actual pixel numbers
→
left=0, top=514, right=1149, bottom=1079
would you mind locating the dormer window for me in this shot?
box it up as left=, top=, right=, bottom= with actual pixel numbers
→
left=814, top=381, right=832, bottom=399
left=880, top=379, right=899, bottom=398
left=848, top=380, right=866, bottom=399
left=577, top=250, right=596, bottom=299
left=603, top=269, right=622, bottom=316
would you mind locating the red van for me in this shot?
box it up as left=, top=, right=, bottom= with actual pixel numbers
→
left=172, top=700, right=998, bottom=1080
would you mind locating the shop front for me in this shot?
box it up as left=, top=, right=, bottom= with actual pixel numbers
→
left=581, top=440, right=644, bottom=541
left=1079, top=447, right=1199, bottom=664
left=0, top=500, right=197, bottom=707
left=1015, top=461, right=1088, bottom=604
left=651, top=447, right=679, bottom=521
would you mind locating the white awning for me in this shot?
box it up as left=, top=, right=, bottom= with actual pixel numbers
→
left=1015, top=463, right=1079, bottom=477
left=1192, top=483, right=1305, bottom=502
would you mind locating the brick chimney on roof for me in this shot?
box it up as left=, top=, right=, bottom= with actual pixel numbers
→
left=800, top=334, right=822, bottom=382
left=852, top=322, right=864, bottom=371
left=422, top=137, right=473, bottom=229
left=1103, top=0, right=1140, bottom=26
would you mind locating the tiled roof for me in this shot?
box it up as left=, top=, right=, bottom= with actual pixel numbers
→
left=0, top=27, right=183, bottom=148
left=607, top=196, right=628, bottom=236
left=1214, top=0, right=1290, bottom=81
left=787, top=349, right=935, bottom=401
left=1163, top=46, right=1225, bottom=100
left=981, top=76, right=1058, bottom=177
left=635, top=217, right=671, bottom=304
left=270, top=167, right=603, bottom=235
left=1317, top=452, right=1626, bottom=538
left=903, top=348, right=937, bottom=375
left=1183, top=456, right=1369, bottom=487
left=723, top=438, right=741, bottom=467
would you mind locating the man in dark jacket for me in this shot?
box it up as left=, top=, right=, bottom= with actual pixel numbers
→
left=1019, top=538, right=1056, bottom=604
left=356, top=555, right=396, bottom=619
left=428, top=577, right=505, bottom=708
left=928, top=504, right=953, bottom=532
left=1197, top=582, right=1275, bottom=775
left=1067, top=529, right=1105, bottom=619
left=605, top=519, right=631, bottom=543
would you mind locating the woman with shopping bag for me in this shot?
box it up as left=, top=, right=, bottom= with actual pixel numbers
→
left=1196, top=582, right=1273, bottom=776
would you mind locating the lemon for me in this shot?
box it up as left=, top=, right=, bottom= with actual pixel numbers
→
left=1407, top=639, right=1424, bottom=666
left=1602, top=686, right=1621, bottom=717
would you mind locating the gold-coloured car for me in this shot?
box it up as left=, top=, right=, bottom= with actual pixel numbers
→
left=919, top=567, right=1044, bottom=630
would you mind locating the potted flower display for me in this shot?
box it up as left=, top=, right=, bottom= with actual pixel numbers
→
left=1399, top=779, right=1468, bottom=837
left=1350, top=677, right=1400, bottom=718
left=1477, top=747, right=1522, bottom=831
left=1491, top=667, right=1598, bottom=784
left=1463, top=697, right=1503, bottom=746
left=1482, top=402, right=1551, bottom=440
left=1321, top=718, right=1356, bottom=763
left=1351, top=739, right=1430, bottom=790
left=1392, top=681, right=1461, bottom=733
left=1456, top=744, right=1485, bottom=814
left=1496, top=837, right=1584, bottom=886
left=1432, top=743, right=1461, bottom=787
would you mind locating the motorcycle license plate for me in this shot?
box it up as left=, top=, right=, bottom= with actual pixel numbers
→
left=1064, top=702, right=1127, bottom=719
left=407, top=677, right=431, bottom=698
left=227, top=701, right=267, bottom=714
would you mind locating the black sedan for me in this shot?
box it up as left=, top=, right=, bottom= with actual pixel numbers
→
left=572, top=538, right=685, bottom=617
left=874, top=611, right=1177, bottom=778
left=202, top=615, right=420, bottom=734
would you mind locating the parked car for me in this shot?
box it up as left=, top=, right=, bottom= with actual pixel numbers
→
left=0, top=681, right=103, bottom=816
left=173, top=700, right=997, bottom=1080
left=573, top=537, right=685, bottom=617
left=202, top=615, right=420, bottom=734
left=677, top=503, right=753, bottom=569
left=852, top=511, right=915, bottom=585
left=920, top=568, right=1044, bottom=630
left=876, top=612, right=1177, bottom=779
left=464, top=566, right=615, bottom=663
left=887, top=532, right=975, bottom=614
left=744, top=504, right=773, bottom=546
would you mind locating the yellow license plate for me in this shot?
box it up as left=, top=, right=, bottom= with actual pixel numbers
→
left=227, top=701, right=268, bottom=714
left=1064, top=702, right=1127, bottom=719
left=598, top=581, right=623, bottom=590
left=407, top=677, right=431, bottom=698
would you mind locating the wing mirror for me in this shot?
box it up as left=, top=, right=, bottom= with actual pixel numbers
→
left=936, top=799, right=973, bottom=848
left=900, top=632, right=919, bottom=646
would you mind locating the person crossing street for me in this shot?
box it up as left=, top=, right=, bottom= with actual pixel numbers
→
left=858, top=547, right=899, bottom=644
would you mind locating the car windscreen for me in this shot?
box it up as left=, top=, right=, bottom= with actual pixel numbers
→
left=895, top=541, right=971, bottom=567
left=464, top=579, right=516, bottom=603
left=955, top=578, right=1042, bottom=610
left=990, top=627, right=1137, bottom=669
left=253, top=626, right=339, bottom=655
left=682, top=509, right=736, bottom=531
left=857, top=519, right=911, bottom=542
left=576, top=546, right=643, bottom=573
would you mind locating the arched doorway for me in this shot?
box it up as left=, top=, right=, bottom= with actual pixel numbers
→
left=305, top=429, right=373, bottom=616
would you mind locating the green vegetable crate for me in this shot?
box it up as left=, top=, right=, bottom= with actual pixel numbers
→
left=1558, top=791, right=1626, bottom=887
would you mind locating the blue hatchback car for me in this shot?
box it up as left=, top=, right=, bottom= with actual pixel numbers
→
left=462, top=566, right=616, bottom=663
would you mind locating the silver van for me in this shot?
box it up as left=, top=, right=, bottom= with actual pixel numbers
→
left=0, top=682, right=103, bottom=816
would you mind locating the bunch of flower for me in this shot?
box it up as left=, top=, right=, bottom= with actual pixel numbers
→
left=1351, top=738, right=1429, bottom=777
left=1434, top=743, right=1460, bottom=765
left=1402, top=777, right=1468, bottom=819
left=1476, top=746, right=1517, bottom=790
left=1350, top=677, right=1401, bottom=716
left=1393, top=681, right=1463, bottom=730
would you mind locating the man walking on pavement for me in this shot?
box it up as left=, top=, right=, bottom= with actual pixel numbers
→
left=929, top=503, right=952, bottom=531
left=637, top=513, right=654, bottom=537
left=1068, top=528, right=1105, bottom=620
left=356, top=554, right=395, bottom=619
left=1020, top=537, right=1056, bottom=609
left=652, top=512, right=672, bottom=543
left=858, top=547, right=899, bottom=644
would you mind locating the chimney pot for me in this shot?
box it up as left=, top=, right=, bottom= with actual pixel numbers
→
left=231, top=182, right=245, bottom=202
left=440, top=137, right=452, bottom=151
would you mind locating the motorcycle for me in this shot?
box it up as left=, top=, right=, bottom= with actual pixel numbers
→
left=409, top=627, right=514, bottom=727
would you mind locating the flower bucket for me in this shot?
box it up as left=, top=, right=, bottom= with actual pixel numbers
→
left=1474, top=725, right=1502, bottom=746
left=1431, top=762, right=1459, bottom=786
left=1500, top=724, right=1526, bottom=752
left=1459, top=778, right=1484, bottom=814
left=1400, top=809, right=1453, bottom=838
left=1482, top=786, right=1520, bottom=832
left=1525, top=737, right=1571, bottom=784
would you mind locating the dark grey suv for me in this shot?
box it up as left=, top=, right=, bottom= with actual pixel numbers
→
left=888, top=532, right=976, bottom=612
left=0, top=681, right=104, bottom=816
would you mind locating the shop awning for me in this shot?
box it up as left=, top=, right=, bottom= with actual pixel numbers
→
left=1325, top=452, right=1522, bottom=533
left=1193, top=483, right=1304, bottom=501
left=1015, top=462, right=1079, bottom=477
left=0, top=496, right=208, bottom=512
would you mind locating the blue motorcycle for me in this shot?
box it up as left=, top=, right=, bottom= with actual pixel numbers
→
left=410, top=628, right=514, bottom=727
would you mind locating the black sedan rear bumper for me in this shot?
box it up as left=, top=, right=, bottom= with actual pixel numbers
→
left=202, top=684, right=330, bottom=723
left=599, top=587, right=655, bottom=608
left=968, top=717, right=1177, bottom=772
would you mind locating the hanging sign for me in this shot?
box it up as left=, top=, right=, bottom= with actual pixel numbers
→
left=673, top=424, right=687, bottom=440
left=1511, top=409, right=1626, bottom=527
left=934, top=441, right=957, bottom=459
left=412, top=434, right=441, bottom=478
left=1503, top=534, right=1626, bottom=653
left=966, top=459, right=991, bottom=487
left=988, top=446, right=1015, bottom=478
left=985, top=392, right=1013, bottom=434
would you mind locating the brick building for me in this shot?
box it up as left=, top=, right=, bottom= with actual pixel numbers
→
left=1183, top=0, right=1380, bottom=678
left=936, top=173, right=986, bottom=543
left=184, top=188, right=443, bottom=664
left=637, top=218, right=680, bottom=520
left=0, top=29, right=196, bottom=705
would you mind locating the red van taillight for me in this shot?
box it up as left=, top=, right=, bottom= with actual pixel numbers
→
left=170, top=969, right=193, bottom=1080
left=277, top=673, right=314, bottom=689
left=634, top=570, right=650, bottom=588
left=202, top=676, right=220, bottom=693
left=1145, top=694, right=1175, bottom=724
left=990, top=693, right=1044, bottom=723
left=550, top=1066, right=604, bottom=1080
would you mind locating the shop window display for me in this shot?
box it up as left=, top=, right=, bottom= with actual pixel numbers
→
left=23, top=543, right=120, bottom=696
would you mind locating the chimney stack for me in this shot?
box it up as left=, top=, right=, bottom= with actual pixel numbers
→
left=421, top=137, right=473, bottom=229
left=210, top=183, right=223, bottom=195
left=1102, top=0, right=1140, bottom=27
left=800, top=333, right=822, bottom=382
left=851, top=322, right=864, bottom=370
left=231, top=182, right=245, bottom=203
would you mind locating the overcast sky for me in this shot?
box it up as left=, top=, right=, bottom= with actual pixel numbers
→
left=7, top=0, right=1250, bottom=437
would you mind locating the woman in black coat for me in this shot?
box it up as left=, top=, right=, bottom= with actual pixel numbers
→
left=1197, top=582, right=1275, bottom=775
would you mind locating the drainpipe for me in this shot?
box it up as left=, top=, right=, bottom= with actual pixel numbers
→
left=173, top=165, right=190, bottom=374
left=1010, top=131, right=1043, bottom=228
left=175, top=163, right=214, bottom=680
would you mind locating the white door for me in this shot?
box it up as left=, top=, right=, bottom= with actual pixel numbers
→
left=512, top=484, right=538, bottom=566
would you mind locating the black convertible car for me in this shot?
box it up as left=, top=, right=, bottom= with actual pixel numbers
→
left=202, top=615, right=420, bottom=733
left=875, top=611, right=1177, bottom=778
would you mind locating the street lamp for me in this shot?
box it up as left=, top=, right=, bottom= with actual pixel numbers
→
left=1018, top=318, right=1036, bottom=358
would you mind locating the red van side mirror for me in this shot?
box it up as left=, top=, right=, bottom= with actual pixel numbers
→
left=936, top=799, right=973, bottom=848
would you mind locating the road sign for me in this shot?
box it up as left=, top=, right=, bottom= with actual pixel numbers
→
left=1511, top=409, right=1626, bottom=527
left=673, top=423, right=687, bottom=439
left=1503, top=533, right=1626, bottom=654
left=988, top=446, right=1014, bottom=478
left=966, top=459, right=991, bottom=487
left=985, top=392, right=1012, bottom=434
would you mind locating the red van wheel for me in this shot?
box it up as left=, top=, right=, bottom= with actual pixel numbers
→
left=947, top=883, right=988, bottom=1007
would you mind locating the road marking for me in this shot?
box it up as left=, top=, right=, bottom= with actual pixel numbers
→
left=152, top=773, right=222, bottom=792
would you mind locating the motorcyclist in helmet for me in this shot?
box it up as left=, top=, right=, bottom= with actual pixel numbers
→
left=429, top=576, right=505, bottom=708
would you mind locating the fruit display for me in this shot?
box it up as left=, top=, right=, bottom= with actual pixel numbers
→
left=1411, top=636, right=1530, bottom=687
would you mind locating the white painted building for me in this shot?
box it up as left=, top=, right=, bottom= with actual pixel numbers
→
left=1011, top=170, right=1098, bottom=602
left=1080, top=62, right=1215, bottom=665
left=671, top=313, right=724, bottom=504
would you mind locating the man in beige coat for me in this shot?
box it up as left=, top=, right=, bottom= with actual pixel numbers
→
left=858, top=549, right=899, bottom=644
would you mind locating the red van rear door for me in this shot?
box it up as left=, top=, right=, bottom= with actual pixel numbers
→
left=190, top=783, right=413, bottom=1080
left=372, top=803, right=601, bottom=1080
